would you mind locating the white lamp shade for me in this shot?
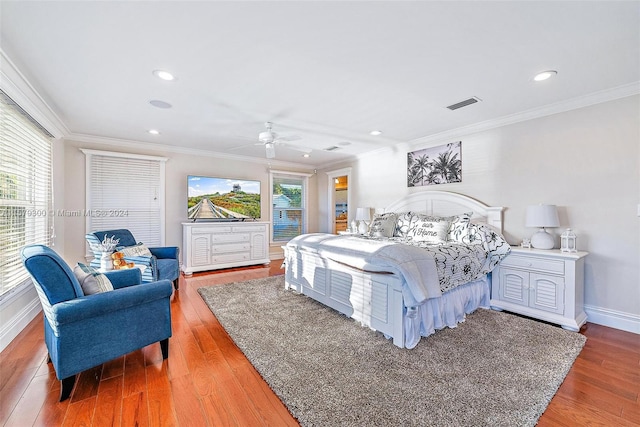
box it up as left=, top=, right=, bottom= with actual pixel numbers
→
left=525, top=204, right=559, bottom=228
left=355, top=207, right=371, bottom=221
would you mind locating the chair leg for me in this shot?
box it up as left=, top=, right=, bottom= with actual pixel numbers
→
left=160, top=338, right=169, bottom=359
left=173, top=278, right=179, bottom=290
left=59, top=375, right=76, bottom=401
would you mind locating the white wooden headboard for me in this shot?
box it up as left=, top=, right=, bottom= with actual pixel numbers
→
left=384, top=191, right=504, bottom=233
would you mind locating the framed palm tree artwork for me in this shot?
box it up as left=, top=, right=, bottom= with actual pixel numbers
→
left=407, top=141, right=462, bottom=187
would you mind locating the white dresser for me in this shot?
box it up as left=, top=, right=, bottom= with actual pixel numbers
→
left=491, top=247, right=588, bottom=331
left=182, top=221, right=270, bottom=274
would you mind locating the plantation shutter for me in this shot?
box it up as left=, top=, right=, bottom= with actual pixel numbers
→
left=0, top=90, right=53, bottom=297
left=82, top=150, right=167, bottom=248
left=271, top=172, right=308, bottom=242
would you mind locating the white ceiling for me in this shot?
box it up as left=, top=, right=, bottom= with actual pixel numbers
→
left=1, top=1, right=638, bottom=167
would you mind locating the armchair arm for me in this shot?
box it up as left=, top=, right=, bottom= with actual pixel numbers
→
left=149, top=246, right=179, bottom=260
left=51, top=279, right=173, bottom=326
left=103, top=268, right=142, bottom=289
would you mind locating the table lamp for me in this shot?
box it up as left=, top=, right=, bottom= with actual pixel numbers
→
left=525, top=204, right=559, bottom=249
left=355, top=207, right=371, bottom=235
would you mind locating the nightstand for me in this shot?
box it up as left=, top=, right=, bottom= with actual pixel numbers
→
left=491, top=247, right=588, bottom=331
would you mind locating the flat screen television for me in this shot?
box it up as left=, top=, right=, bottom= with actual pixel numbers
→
left=187, top=175, right=261, bottom=221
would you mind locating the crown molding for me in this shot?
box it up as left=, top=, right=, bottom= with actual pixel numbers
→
left=408, top=82, right=640, bottom=149
left=0, top=49, right=69, bottom=138
left=65, top=132, right=315, bottom=172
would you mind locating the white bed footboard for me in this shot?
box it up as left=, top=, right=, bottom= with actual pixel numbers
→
left=284, top=246, right=406, bottom=347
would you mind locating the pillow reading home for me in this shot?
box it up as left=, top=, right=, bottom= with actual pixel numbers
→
left=407, top=214, right=450, bottom=243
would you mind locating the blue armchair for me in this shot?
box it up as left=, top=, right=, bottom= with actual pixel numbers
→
left=86, top=229, right=180, bottom=290
left=21, top=245, right=173, bottom=401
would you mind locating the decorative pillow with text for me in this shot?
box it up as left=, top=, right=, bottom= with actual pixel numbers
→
left=369, top=213, right=398, bottom=237
left=117, top=243, right=152, bottom=257
left=407, top=214, right=450, bottom=243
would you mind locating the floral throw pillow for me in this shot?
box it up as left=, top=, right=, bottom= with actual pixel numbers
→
left=394, top=212, right=413, bottom=238
left=447, top=212, right=473, bottom=242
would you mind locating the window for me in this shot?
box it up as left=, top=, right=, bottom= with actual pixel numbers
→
left=82, top=150, right=167, bottom=247
left=271, top=172, right=308, bottom=242
left=0, top=90, right=53, bottom=297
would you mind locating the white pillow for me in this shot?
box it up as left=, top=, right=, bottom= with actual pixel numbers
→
left=369, top=213, right=398, bottom=237
left=117, top=243, right=152, bottom=257
left=394, top=212, right=413, bottom=238
left=407, top=214, right=450, bottom=243
left=73, top=263, right=114, bottom=295
left=447, top=212, right=473, bottom=242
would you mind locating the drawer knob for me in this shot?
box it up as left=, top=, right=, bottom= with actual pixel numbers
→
left=527, top=262, right=533, bottom=267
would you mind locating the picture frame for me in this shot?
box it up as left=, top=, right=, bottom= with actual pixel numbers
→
left=407, top=141, right=462, bottom=187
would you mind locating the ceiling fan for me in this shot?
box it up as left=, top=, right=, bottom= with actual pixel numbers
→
left=257, top=122, right=306, bottom=159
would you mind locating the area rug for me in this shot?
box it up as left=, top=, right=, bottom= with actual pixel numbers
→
left=198, top=276, right=586, bottom=426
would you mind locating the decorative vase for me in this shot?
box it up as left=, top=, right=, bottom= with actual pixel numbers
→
left=100, top=252, right=113, bottom=271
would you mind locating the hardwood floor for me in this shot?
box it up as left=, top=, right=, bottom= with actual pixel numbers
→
left=1, top=261, right=638, bottom=426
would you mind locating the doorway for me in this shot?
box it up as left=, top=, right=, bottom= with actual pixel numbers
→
left=326, top=167, right=352, bottom=234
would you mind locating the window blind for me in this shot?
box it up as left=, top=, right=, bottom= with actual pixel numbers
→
left=271, top=173, right=306, bottom=242
left=0, top=90, right=53, bottom=297
left=84, top=151, right=166, bottom=248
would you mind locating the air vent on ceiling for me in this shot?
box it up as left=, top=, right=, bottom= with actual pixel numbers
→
left=323, top=145, right=341, bottom=151
left=446, top=96, right=482, bottom=111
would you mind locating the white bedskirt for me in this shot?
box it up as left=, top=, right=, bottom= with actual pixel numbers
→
left=403, top=276, right=490, bottom=349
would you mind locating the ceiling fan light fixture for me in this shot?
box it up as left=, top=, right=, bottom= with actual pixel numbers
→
left=259, top=130, right=274, bottom=143
left=152, top=69, right=176, bottom=81
left=533, top=70, right=557, bottom=81
left=265, top=142, right=276, bottom=159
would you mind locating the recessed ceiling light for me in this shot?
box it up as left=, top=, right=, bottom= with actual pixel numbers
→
left=302, top=153, right=310, bottom=158
left=370, top=130, right=382, bottom=136
left=149, top=100, right=172, bottom=109
left=148, top=129, right=160, bottom=135
left=153, top=70, right=176, bottom=81
left=533, top=70, right=557, bottom=82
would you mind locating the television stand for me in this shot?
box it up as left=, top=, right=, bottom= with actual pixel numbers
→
left=182, top=221, right=270, bottom=274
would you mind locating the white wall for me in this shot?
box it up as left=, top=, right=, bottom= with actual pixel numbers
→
left=318, top=95, right=640, bottom=332
left=59, top=139, right=319, bottom=265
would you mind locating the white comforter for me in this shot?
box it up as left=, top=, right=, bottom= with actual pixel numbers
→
left=287, top=230, right=510, bottom=307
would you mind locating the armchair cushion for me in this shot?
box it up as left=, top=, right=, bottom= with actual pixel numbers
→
left=73, top=263, right=114, bottom=295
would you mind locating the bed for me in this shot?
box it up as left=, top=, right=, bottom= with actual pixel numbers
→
left=283, top=191, right=511, bottom=349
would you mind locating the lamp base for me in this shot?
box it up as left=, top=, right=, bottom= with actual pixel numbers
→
left=530, top=229, right=555, bottom=250
left=358, top=221, right=369, bottom=235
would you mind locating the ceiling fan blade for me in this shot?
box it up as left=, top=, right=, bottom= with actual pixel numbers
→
left=276, top=134, right=302, bottom=142
left=265, top=142, right=276, bottom=159
left=278, top=142, right=312, bottom=153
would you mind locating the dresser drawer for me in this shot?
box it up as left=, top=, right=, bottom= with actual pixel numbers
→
left=212, top=233, right=250, bottom=243
left=212, top=252, right=251, bottom=264
left=211, top=243, right=251, bottom=254
left=501, top=254, right=564, bottom=275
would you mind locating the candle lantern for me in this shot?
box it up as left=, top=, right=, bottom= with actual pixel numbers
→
left=560, top=228, right=577, bottom=253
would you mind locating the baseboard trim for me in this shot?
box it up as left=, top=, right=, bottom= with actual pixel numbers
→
left=584, top=304, right=640, bottom=334
left=0, top=295, right=42, bottom=353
